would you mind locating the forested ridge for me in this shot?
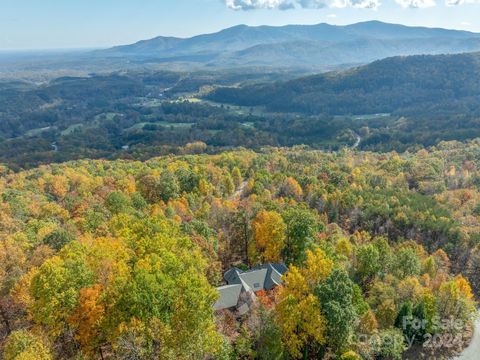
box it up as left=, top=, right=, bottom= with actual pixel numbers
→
left=0, top=140, right=479, bottom=359
left=207, top=52, right=480, bottom=116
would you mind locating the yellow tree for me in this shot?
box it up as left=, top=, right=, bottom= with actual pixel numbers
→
left=46, top=175, right=69, bottom=199
left=456, top=275, right=474, bottom=300
left=232, top=167, right=243, bottom=188
left=281, top=177, right=303, bottom=200
left=302, top=248, right=334, bottom=287
left=437, top=277, right=476, bottom=327
left=275, top=267, right=326, bottom=358
left=275, top=249, right=332, bottom=358
left=0, top=234, right=28, bottom=337
left=252, top=210, right=286, bottom=263
left=68, top=284, right=106, bottom=353
left=28, top=245, right=95, bottom=337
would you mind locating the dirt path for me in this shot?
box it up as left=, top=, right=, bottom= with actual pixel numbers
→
left=230, top=181, right=248, bottom=201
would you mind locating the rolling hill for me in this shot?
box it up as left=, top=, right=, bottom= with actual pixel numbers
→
left=206, top=51, right=480, bottom=115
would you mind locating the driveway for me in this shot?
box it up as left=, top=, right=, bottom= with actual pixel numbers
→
left=455, top=315, right=480, bottom=359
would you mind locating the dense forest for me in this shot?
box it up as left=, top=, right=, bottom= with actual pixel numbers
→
left=0, top=140, right=479, bottom=359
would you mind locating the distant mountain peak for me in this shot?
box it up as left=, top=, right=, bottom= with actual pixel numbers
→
left=95, top=21, right=480, bottom=70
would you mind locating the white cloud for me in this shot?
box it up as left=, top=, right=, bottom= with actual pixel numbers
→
left=223, top=0, right=381, bottom=10
left=224, top=0, right=292, bottom=10
left=395, top=0, right=436, bottom=7
left=327, top=13, right=338, bottom=17
left=445, top=0, right=479, bottom=5
left=349, top=0, right=380, bottom=7
left=223, top=0, right=480, bottom=10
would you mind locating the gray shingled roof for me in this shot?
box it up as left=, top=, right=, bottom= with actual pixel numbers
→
left=213, top=284, right=242, bottom=310
left=264, top=264, right=283, bottom=291
left=238, top=268, right=268, bottom=292
left=214, top=263, right=288, bottom=312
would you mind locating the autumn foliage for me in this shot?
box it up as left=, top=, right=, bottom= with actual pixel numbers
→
left=0, top=142, right=478, bottom=359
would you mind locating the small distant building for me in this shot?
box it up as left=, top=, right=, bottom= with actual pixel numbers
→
left=214, top=263, right=287, bottom=316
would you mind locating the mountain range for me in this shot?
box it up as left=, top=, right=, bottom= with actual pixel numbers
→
left=96, top=21, right=480, bottom=69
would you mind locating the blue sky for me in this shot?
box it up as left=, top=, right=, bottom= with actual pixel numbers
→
left=1, top=0, right=479, bottom=50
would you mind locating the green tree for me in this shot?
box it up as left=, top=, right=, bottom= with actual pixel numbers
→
left=106, top=191, right=132, bottom=214
left=253, top=308, right=284, bottom=360
left=29, top=242, right=94, bottom=336
left=3, top=330, right=52, bottom=360
left=131, top=192, right=148, bottom=210
left=371, top=329, right=406, bottom=360
left=107, top=216, right=223, bottom=358
left=373, top=237, right=392, bottom=275
left=158, top=170, right=180, bottom=202
left=42, top=228, right=75, bottom=251
left=315, top=268, right=357, bottom=353
left=175, top=167, right=200, bottom=193
left=412, top=301, right=430, bottom=338
left=341, top=351, right=362, bottom=360
left=137, top=171, right=180, bottom=203
left=395, top=301, right=415, bottom=340
left=356, top=244, right=381, bottom=284
left=392, top=248, right=421, bottom=279
left=283, top=207, right=321, bottom=265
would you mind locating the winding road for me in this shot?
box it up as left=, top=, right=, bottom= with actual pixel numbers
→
left=455, top=314, right=480, bottom=359
left=352, top=133, right=361, bottom=149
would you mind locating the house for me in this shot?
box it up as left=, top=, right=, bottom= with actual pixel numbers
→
left=214, top=263, right=288, bottom=315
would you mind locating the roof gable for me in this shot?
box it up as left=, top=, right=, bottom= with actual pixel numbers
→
left=213, top=284, right=243, bottom=310
left=238, top=268, right=268, bottom=292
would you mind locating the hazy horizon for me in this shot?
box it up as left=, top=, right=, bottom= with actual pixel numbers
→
left=1, top=0, right=480, bottom=50
left=1, top=19, right=480, bottom=53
